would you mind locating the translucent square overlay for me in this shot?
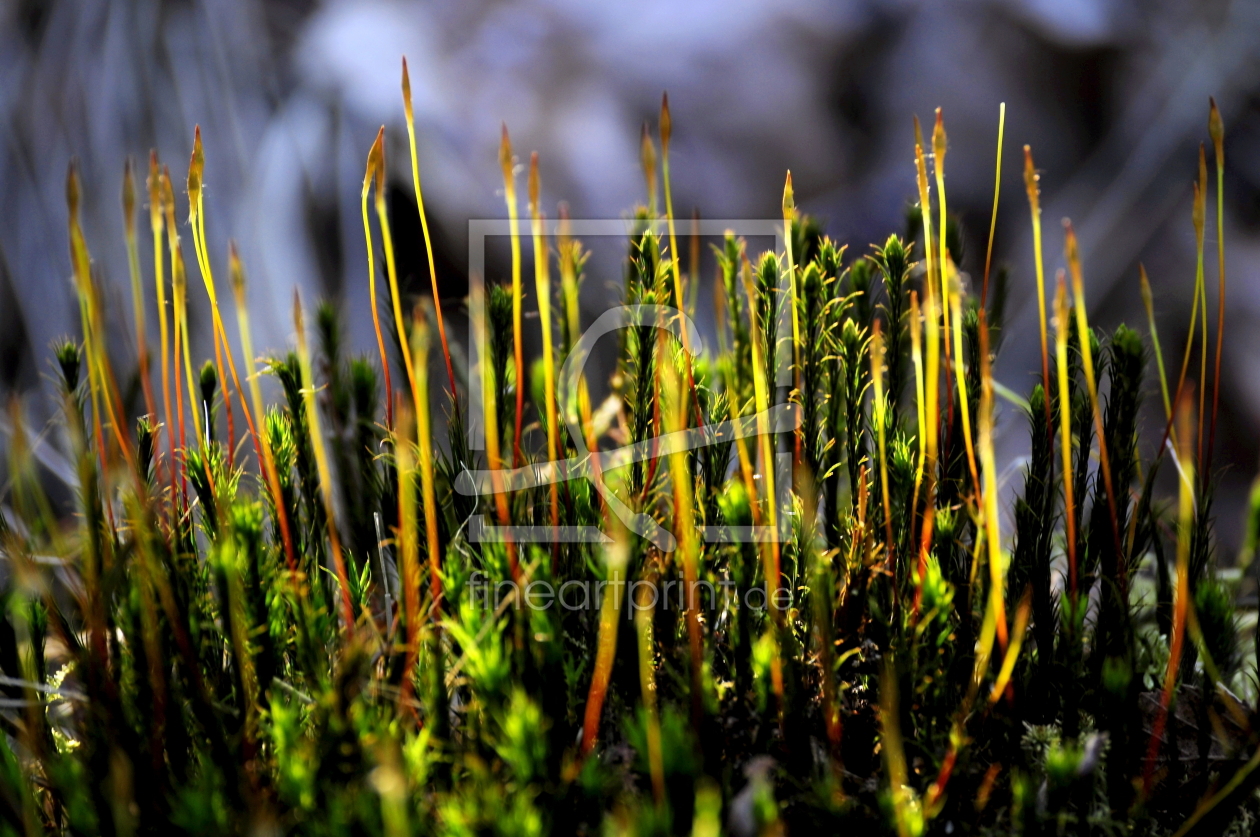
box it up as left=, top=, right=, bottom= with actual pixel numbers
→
left=458, top=219, right=796, bottom=549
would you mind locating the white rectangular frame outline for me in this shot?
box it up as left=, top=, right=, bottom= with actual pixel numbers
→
left=466, top=218, right=792, bottom=546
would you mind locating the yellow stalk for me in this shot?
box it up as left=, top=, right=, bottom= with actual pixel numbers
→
left=148, top=153, right=176, bottom=503
left=914, top=141, right=940, bottom=606
left=558, top=207, right=582, bottom=361
left=374, top=136, right=423, bottom=429
left=977, top=308, right=1008, bottom=650
left=663, top=343, right=705, bottom=727
left=948, top=265, right=979, bottom=493
left=634, top=558, right=666, bottom=806
left=1207, top=98, right=1226, bottom=470
left=1195, top=146, right=1209, bottom=466
left=782, top=171, right=802, bottom=395
left=687, top=209, right=701, bottom=316
left=1170, top=177, right=1205, bottom=442
left=1064, top=222, right=1122, bottom=571
left=411, top=310, right=443, bottom=611
left=659, top=94, right=703, bottom=433
left=363, top=128, right=394, bottom=429
left=186, top=128, right=237, bottom=461
left=880, top=658, right=922, bottom=837
left=871, top=322, right=895, bottom=571
left=981, top=103, right=1006, bottom=307
left=172, top=241, right=202, bottom=449
left=159, top=168, right=198, bottom=459
left=988, top=591, right=1031, bottom=705
left=500, top=125, right=525, bottom=467
left=402, top=58, right=457, bottom=399
left=293, top=291, right=357, bottom=629
left=395, top=404, right=422, bottom=711
left=660, top=94, right=686, bottom=315
left=123, top=159, right=155, bottom=420
left=187, top=131, right=264, bottom=469
left=1023, top=146, right=1051, bottom=400
left=1053, top=275, right=1078, bottom=599
left=933, top=110, right=952, bottom=378
left=914, top=141, right=939, bottom=471
left=529, top=154, right=561, bottom=547
left=740, top=258, right=784, bottom=701
left=228, top=245, right=299, bottom=574
left=170, top=252, right=188, bottom=497
left=925, top=344, right=1009, bottom=813
left=1140, top=265, right=1173, bottom=423
left=909, top=291, right=926, bottom=535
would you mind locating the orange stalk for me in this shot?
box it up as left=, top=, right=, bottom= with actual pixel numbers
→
left=580, top=536, right=629, bottom=755
left=1143, top=391, right=1196, bottom=796
left=469, top=280, right=519, bottom=582
left=123, top=158, right=155, bottom=421
left=663, top=343, right=705, bottom=729
left=402, top=57, right=457, bottom=400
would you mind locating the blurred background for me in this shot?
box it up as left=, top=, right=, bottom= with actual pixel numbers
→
left=2, top=0, right=1259, bottom=551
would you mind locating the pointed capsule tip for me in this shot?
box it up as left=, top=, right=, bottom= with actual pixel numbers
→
left=293, top=288, right=304, bottom=333
left=500, top=124, right=513, bottom=176
left=529, top=152, right=540, bottom=205
left=229, top=240, right=244, bottom=293
left=66, top=161, right=80, bottom=217
left=660, top=93, right=672, bottom=148
left=401, top=57, right=414, bottom=118
left=123, top=158, right=136, bottom=218
left=932, top=110, right=946, bottom=159
left=1209, top=98, right=1224, bottom=151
